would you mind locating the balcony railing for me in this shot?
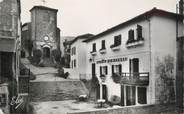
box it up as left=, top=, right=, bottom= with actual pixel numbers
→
left=120, top=72, right=149, bottom=86
left=90, top=50, right=97, bottom=56
left=110, top=44, right=121, bottom=51
left=99, top=48, right=106, bottom=54
left=126, top=38, right=144, bottom=48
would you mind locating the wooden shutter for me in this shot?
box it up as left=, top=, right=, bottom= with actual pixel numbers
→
left=112, top=65, right=114, bottom=75
left=105, top=66, right=108, bottom=75
left=129, top=59, right=132, bottom=74
left=119, top=64, right=122, bottom=75
left=100, top=66, right=102, bottom=75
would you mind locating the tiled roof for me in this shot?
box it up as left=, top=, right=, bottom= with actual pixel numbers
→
left=84, top=8, right=183, bottom=42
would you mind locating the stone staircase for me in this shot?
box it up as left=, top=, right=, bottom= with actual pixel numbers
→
left=29, top=80, right=89, bottom=102
left=40, top=58, right=55, bottom=67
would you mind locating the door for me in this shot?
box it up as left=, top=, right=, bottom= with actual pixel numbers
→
left=133, top=58, right=139, bottom=74
left=43, top=47, right=50, bottom=58
left=130, top=58, right=139, bottom=76
left=92, top=63, right=96, bottom=79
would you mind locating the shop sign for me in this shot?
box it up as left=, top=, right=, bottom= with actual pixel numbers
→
left=96, top=57, right=128, bottom=64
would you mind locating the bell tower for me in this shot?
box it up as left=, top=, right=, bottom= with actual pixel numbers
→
left=30, top=5, right=60, bottom=66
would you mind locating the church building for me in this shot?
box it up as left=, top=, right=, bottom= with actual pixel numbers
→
left=22, top=6, right=61, bottom=66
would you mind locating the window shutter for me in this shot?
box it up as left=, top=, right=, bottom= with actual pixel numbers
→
left=129, top=59, right=132, bottom=74
left=119, top=35, right=122, bottom=45
left=102, top=40, right=105, bottom=49
left=112, top=65, right=114, bottom=75
left=119, top=64, right=122, bottom=75
left=137, top=25, right=142, bottom=40
left=128, top=30, right=134, bottom=42
left=100, top=66, right=102, bottom=75
left=105, top=66, right=108, bottom=75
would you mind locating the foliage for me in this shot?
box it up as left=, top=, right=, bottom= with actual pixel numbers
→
left=32, top=49, right=42, bottom=64
left=111, top=73, right=121, bottom=83
left=52, top=49, right=61, bottom=63
left=155, top=55, right=175, bottom=104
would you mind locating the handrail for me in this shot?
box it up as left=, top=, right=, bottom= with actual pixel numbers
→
left=121, top=72, right=149, bottom=77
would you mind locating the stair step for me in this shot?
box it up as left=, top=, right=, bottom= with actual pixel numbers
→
left=29, top=81, right=89, bottom=102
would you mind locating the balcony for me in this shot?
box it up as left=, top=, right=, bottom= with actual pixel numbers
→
left=120, top=72, right=149, bottom=86
left=90, top=50, right=97, bottom=56
left=99, top=48, right=106, bottom=54
left=126, top=38, right=144, bottom=48
left=110, top=44, right=120, bottom=51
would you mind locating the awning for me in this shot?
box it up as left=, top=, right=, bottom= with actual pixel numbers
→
left=0, top=36, right=16, bottom=52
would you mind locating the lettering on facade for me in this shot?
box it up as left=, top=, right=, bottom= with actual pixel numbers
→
left=96, top=57, right=128, bottom=64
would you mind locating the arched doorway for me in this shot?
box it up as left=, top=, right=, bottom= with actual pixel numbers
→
left=43, top=47, right=50, bottom=58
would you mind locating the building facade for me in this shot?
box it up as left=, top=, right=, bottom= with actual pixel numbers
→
left=21, top=22, right=31, bottom=57
left=61, top=36, right=75, bottom=68
left=0, top=0, right=21, bottom=113
left=84, top=8, right=183, bottom=106
left=23, top=6, right=61, bottom=66
left=70, top=34, right=94, bottom=79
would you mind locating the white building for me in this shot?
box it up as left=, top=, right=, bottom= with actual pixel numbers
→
left=83, top=8, right=183, bottom=106
left=70, top=34, right=94, bottom=79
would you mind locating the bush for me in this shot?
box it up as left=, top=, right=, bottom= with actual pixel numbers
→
left=52, top=49, right=61, bottom=63
left=33, top=49, right=42, bottom=64
left=111, top=73, right=121, bottom=83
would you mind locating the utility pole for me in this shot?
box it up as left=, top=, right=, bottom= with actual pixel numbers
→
left=176, top=0, right=184, bottom=113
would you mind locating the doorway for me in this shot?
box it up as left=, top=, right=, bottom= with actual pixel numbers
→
left=130, top=58, right=139, bottom=76
left=43, top=47, right=50, bottom=58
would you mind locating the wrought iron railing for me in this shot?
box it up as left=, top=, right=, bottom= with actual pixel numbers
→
left=120, top=72, right=149, bottom=85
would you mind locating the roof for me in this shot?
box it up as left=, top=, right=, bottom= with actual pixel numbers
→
left=84, top=8, right=183, bottom=42
left=70, top=33, right=94, bottom=45
left=30, top=5, right=58, bottom=12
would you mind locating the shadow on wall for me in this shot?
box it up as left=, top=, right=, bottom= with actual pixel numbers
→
left=155, top=55, right=175, bottom=104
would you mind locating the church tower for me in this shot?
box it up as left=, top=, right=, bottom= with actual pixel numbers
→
left=30, top=6, right=60, bottom=66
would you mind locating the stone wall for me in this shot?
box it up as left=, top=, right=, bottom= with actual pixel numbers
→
left=0, top=0, right=19, bottom=37
left=68, top=104, right=176, bottom=114
left=154, top=55, right=175, bottom=104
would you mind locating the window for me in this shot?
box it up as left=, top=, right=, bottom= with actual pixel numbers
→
left=92, top=43, right=96, bottom=52
left=100, top=66, right=108, bottom=75
left=126, top=86, right=136, bottom=106
left=74, top=59, right=76, bottom=68
left=126, top=25, right=144, bottom=45
left=136, top=25, right=143, bottom=40
left=73, top=47, right=76, bottom=55
left=114, top=35, right=121, bottom=46
left=112, top=64, right=122, bottom=75
left=101, top=40, right=106, bottom=50
left=110, top=35, right=121, bottom=48
left=71, top=60, right=73, bottom=68
left=129, top=58, right=139, bottom=76
left=71, top=47, right=76, bottom=55
left=138, top=87, right=147, bottom=104
left=0, top=94, right=6, bottom=106
left=127, top=29, right=135, bottom=44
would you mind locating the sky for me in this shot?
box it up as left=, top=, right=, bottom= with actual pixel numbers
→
left=21, top=0, right=179, bottom=36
